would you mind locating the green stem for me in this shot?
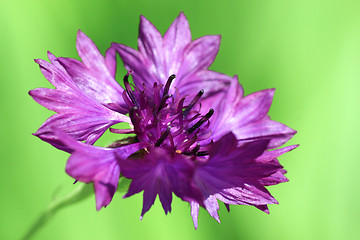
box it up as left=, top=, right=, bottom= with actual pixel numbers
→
left=22, top=183, right=92, bottom=240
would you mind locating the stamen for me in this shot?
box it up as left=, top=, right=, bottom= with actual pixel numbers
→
left=196, top=151, right=208, bottom=156
left=155, top=126, right=171, bottom=147
left=183, top=143, right=200, bottom=156
left=183, top=90, right=204, bottom=117
left=163, top=74, right=176, bottom=97
left=158, top=94, right=172, bottom=112
left=109, top=128, right=135, bottom=134
left=129, top=107, right=141, bottom=129
left=180, top=135, right=198, bottom=151
left=177, top=98, right=185, bottom=113
left=123, top=71, right=139, bottom=108
left=187, top=108, right=214, bottom=134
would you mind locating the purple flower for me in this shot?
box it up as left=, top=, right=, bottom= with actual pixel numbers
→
left=30, top=12, right=297, bottom=228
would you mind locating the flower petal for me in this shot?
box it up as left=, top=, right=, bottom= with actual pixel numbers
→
left=76, top=30, right=109, bottom=74
left=30, top=59, right=130, bottom=149
left=55, top=130, right=144, bottom=210
left=105, top=46, right=117, bottom=78
left=231, top=88, right=276, bottom=126
left=57, top=57, right=126, bottom=111
left=216, top=181, right=278, bottom=206
left=33, top=112, right=120, bottom=152
left=190, top=201, right=200, bottom=229
left=210, top=79, right=296, bottom=147
left=178, top=70, right=232, bottom=114
left=203, top=195, right=220, bottom=223
left=233, top=118, right=297, bottom=149
left=138, top=15, right=166, bottom=82
left=112, top=43, right=154, bottom=89
left=256, top=145, right=299, bottom=163
left=121, top=148, right=201, bottom=218
left=177, top=35, right=221, bottom=81
left=163, top=12, right=192, bottom=76
left=192, top=133, right=284, bottom=220
left=34, top=58, right=76, bottom=91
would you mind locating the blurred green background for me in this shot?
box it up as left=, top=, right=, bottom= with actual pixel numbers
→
left=1, top=0, right=359, bottom=239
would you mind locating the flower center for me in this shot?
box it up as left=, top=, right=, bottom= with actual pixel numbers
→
left=120, top=71, right=214, bottom=158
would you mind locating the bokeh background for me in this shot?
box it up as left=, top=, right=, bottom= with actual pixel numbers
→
left=1, top=0, right=359, bottom=239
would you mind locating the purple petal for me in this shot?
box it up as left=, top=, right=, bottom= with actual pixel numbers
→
left=34, top=58, right=76, bottom=91
left=192, top=133, right=283, bottom=219
left=141, top=188, right=158, bottom=219
left=30, top=86, right=130, bottom=150
left=76, top=30, right=110, bottom=74
left=112, top=43, right=154, bottom=89
left=158, top=179, right=173, bottom=215
left=259, top=170, right=289, bottom=186
left=216, top=182, right=278, bottom=206
left=47, top=51, right=67, bottom=72
left=208, top=76, right=243, bottom=138
left=210, top=80, right=296, bottom=147
left=46, top=31, right=127, bottom=110
left=121, top=148, right=201, bottom=218
left=33, top=113, right=112, bottom=151
left=178, top=70, right=232, bottom=115
left=203, top=195, right=220, bottom=223
left=138, top=15, right=166, bottom=82
left=233, top=118, right=297, bottom=149
left=177, top=35, right=221, bottom=81
left=231, top=88, right=275, bottom=126
left=57, top=57, right=126, bottom=110
left=190, top=201, right=200, bottom=229
left=256, top=145, right=299, bottom=163
left=94, top=180, right=117, bottom=210
left=105, top=46, right=117, bottom=78
left=76, top=30, right=119, bottom=78
left=255, top=204, right=270, bottom=214
left=55, top=130, right=144, bottom=210
left=163, top=12, right=192, bottom=76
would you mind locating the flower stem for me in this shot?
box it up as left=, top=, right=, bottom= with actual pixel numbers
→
left=22, top=183, right=92, bottom=240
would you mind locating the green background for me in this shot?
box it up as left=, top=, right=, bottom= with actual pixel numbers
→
left=1, top=0, right=359, bottom=239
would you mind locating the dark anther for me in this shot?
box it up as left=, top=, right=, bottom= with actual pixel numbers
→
left=187, top=108, right=214, bottom=134
left=155, top=126, right=171, bottom=147
left=196, top=151, right=208, bottom=156
left=163, top=74, right=176, bottom=97
left=183, top=90, right=204, bottom=117
left=183, top=143, right=201, bottom=156
left=158, top=94, right=172, bottom=112
left=123, top=72, right=139, bottom=108
left=129, top=107, right=141, bottom=129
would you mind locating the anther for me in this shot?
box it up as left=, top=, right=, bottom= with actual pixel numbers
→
left=163, top=74, right=176, bottom=97
left=187, top=108, right=214, bottom=134
left=123, top=71, right=139, bottom=108
left=183, top=90, right=204, bottom=117
left=183, top=143, right=200, bottom=156
left=158, top=94, right=172, bottom=112
left=155, top=126, right=171, bottom=147
left=129, top=107, right=141, bottom=129
left=196, top=151, right=208, bottom=156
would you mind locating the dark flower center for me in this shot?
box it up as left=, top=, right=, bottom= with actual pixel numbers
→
left=119, top=71, right=214, bottom=158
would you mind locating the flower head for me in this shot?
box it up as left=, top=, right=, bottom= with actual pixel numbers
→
left=30, top=12, right=297, bottom=228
